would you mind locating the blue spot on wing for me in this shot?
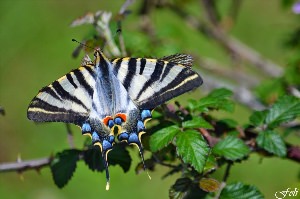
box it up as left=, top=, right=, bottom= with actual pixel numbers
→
left=141, top=110, right=152, bottom=121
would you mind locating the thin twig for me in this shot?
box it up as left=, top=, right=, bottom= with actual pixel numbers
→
left=168, top=4, right=283, bottom=77
left=65, top=123, right=75, bottom=148
left=197, top=56, right=260, bottom=87
left=0, top=157, right=52, bottom=173
left=197, top=71, right=266, bottom=110
left=222, top=163, right=232, bottom=182
left=201, top=0, right=220, bottom=26
left=116, top=0, right=135, bottom=56
left=0, top=106, right=5, bottom=116
left=152, top=154, right=178, bottom=169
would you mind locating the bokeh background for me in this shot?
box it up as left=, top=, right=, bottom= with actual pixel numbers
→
left=0, top=0, right=299, bottom=199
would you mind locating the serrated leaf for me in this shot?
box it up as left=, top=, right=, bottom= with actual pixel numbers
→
left=150, top=125, right=180, bottom=152
left=195, top=88, right=234, bottom=112
left=176, top=130, right=209, bottom=172
left=169, top=178, right=192, bottom=199
left=50, top=149, right=80, bottom=188
left=84, top=147, right=104, bottom=172
left=187, top=99, right=198, bottom=111
left=212, top=136, right=250, bottom=161
left=182, top=117, right=213, bottom=129
left=265, top=95, right=300, bottom=128
left=256, top=130, right=287, bottom=157
left=249, top=110, right=269, bottom=126
left=84, top=144, right=132, bottom=172
left=170, top=178, right=208, bottom=199
left=108, top=144, right=131, bottom=172
left=220, top=182, right=264, bottom=199
left=203, top=153, right=217, bottom=174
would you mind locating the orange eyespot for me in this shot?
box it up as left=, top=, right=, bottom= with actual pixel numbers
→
left=103, top=116, right=113, bottom=126
left=115, top=113, right=127, bottom=122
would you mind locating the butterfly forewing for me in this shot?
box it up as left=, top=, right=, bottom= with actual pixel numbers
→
left=111, top=54, right=203, bottom=109
left=27, top=65, right=96, bottom=125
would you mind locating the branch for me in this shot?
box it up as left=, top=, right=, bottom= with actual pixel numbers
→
left=65, top=123, right=75, bottom=148
left=0, top=157, right=52, bottom=173
left=196, top=56, right=260, bottom=87
left=197, top=71, right=266, bottom=110
left=0, top=106, right=5, bottom=116
left=168, top=4, right=283, bottom=77
left=116, top=0, right=135, bottom=56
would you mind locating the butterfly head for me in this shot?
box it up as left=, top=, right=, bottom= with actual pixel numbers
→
left=93, top=48, right=110, bottom=66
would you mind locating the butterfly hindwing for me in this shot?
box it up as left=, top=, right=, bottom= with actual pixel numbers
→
left=111, top=54, right=203, bottom=109
left=27, top=65, right=96, bottom=125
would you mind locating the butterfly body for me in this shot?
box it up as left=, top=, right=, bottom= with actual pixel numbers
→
left=27, top=49, right=203, bottom=190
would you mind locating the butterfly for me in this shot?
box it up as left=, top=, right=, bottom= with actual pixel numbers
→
left=27, top=49, right=203, bottom=190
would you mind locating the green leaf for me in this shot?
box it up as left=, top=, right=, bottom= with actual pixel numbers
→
left=265, top=95, right=300, bottom=128
left=256, top=130, right=287, bottom=157
left=84, top=147, right=104, bottom=172
left=249, top=110, right=268, bottom=126
left=203, top=153, right=217, bottom=174
left=176, top=130, right=210, bottom=172
left=212, top=136, right=250, bottom=161
left=170, top=178, right=208, bottom=199
left=169, top=178, right=192, bottom=199
left=107, top=144, right=131, bottom=172
left=84, top=144, right=132, bottom=172
left=50, top=149, right=80, bottom=188
left=150, top=125, right=180, bottom=152
left=182, top=117, right=213, bottom=129
left=220, top=182, right=264, bottom=199
left=194, top=88, right=234, bottom=112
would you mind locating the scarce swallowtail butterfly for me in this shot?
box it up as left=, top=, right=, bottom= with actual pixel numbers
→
left=27, top=49, right=203, bottom=190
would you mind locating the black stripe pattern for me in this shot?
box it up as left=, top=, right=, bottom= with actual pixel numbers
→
left=112, top=54, right=203, bottom=109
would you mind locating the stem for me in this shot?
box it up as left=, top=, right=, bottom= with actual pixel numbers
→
left=0, top=157, right=52, bottom=173
left=222, top=163, right=232, bottom=182
left=65, top=123, right=75, bottom=148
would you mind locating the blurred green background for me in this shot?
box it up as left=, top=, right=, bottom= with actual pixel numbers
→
left=0, top=0, right=299, bottom=199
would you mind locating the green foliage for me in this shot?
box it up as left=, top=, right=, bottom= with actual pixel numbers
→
left=250, top=95, right=300, bottom=128
left=150, top=125, right=180, bottom=152
left=220, top=182, right=264, bottom=199
left=212, top=136, right=250, bottom=161
left=249, top=110, right=269, bottom=126
left=188, top=88, right=234, bottom=112
left=265, top=95, right=300, bottom=129
left=176, top=130, right=209, bottom=172
left=47, top=84, right=299, bottom=199
left=182, top=117, right=213, bottom=129
left=84, top=144, right=131, bottom=173
left=256, top=130, right=287, bottom=157
left=50, top=149, right=81, bottom=188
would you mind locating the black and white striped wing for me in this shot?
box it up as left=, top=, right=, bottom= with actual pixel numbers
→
left=111, top=54, right=203, bottom=109
left=27, top=65, right=95, bottom=125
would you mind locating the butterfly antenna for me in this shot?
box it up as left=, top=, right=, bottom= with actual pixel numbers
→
left=72, top=39, right=96, bottom=51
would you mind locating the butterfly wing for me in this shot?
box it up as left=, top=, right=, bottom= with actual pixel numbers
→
left=111, top=54, right=203, bottom=109
left=27, top=65, right=96, bottom=125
